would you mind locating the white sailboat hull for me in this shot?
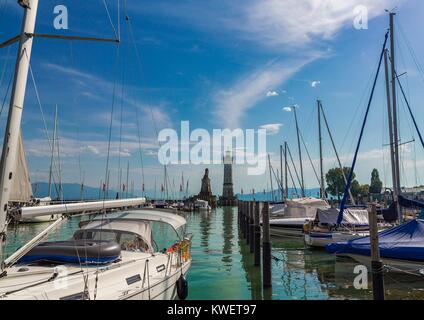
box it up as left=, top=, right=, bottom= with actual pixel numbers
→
left=304, top=231, right=369, bottom=248
left=0, top=251, right=191, bottom=300
left=269, top=218, right=310, bottom=238
left=340, top=253, right=424, bottom=275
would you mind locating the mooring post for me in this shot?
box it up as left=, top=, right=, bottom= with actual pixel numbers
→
left=262, top=202, right=272, bottom=288
left=244, top=201, right=248, bottom=238
left=249, top=201, right=255, bottom=253
left=246, top=201, right=251, bottom=245
left=238, top=202, right=241, bottom=228
left=369, top=203, right=385, bottom=300
left=254, top=201, right=261, bottom=266
left=241, top=202, right=246, bottom=237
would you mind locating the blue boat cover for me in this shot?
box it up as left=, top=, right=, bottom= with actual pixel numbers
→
left=326, top=219, right=424, bottom=261
left=399, top=195, right=424, bottom=209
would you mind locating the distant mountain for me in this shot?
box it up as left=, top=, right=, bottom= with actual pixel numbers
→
left=236, top=188, right=321, bottom=202
left=32, top=182, right=136, bottom=201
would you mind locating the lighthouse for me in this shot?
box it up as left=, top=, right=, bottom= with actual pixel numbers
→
left=220, top=150, right=237, bottom=206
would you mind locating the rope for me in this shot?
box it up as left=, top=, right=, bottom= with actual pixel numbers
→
left=338, top=31, right=389, bottom=224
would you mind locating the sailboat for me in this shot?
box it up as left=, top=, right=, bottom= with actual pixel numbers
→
left=0, top=0, right=192, bottom=299
left=304, top=100, right=372, bottom=248
left=327, top=12, right=424, bottom=272
left=269, top=107, right=330, bottom=238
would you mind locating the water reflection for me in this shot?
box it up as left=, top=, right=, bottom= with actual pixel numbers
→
left=199, top=210, right=212, bottom=254
left=221, top=207, right=233, bottom=270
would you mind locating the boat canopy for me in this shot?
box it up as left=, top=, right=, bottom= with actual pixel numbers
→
left=327, top=219, right=424, bottom=261
left=315, top=208, right=369, bottom=226
left=81, top=219, right=153, bottom=250
left=283, top=197, right=329, bottom=219
left=84, top=210, right=187, bottom=233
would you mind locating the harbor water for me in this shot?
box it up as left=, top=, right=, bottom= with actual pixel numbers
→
left=5, top=207, right=424, bottom=300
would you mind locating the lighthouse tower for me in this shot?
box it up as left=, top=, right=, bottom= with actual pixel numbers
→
left=220, top=150, right=237, bottom=206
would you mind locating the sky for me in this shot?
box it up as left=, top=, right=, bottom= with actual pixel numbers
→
left=1, top=0, right=424, bottom=198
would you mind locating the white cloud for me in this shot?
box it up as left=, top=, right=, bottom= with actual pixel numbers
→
left=259, top=123, right=282, bottom=135
left=136, top=0, right=402, bottom=51
left=241, top=0, right=402, bottom=49
left=266, top=90, right=279, bottom=97
left=283, top=106, right=292, bottom=112
left=213, top=58, right=317, bottom=128
left=311, top=80, right=321, bottom=88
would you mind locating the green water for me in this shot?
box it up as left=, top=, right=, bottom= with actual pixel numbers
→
left=5, top=207, right=424, bottom=300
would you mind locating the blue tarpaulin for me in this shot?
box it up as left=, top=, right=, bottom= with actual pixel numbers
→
left=399, top=195, right=424, bottom=209
left=326, top=219, right=424, bottom=261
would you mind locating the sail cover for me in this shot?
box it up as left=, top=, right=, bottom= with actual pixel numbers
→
left=315, top=208, right=369, bottom=226
left=9, top=132, right=33, bottom=202
left=326, top=219, right=424, bottom=261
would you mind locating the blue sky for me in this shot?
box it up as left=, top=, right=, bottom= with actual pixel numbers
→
left=1, top=0, right=424, bottom=197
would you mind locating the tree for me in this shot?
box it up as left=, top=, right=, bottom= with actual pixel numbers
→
left=370, top=168, right=383, bottom=194
left=325, top=167, right=358, bottom=198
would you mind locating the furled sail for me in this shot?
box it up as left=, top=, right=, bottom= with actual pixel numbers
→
left=9, top=132, right=33, bottom=202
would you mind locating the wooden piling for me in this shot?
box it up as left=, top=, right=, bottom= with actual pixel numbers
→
left=369, top=203, right=385, bottom=300
left=254, top=201, right=261, bottom=266
left=249, top=201, right=255, bottom=253
left=246, top=202, right=250, bottom=245
left=262, top=202, right=272, bottom=288
left=241, top=202, right=246, bottom=237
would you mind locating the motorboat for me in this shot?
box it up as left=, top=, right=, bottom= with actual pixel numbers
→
left=194, top=200, right=211, bottom=212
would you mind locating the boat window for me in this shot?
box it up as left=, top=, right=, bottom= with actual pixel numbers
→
left=74, top=230, right=118, bottom=242
left=119, top=233, right=149, bottom=252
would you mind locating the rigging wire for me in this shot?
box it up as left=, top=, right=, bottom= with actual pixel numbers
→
left=135, top=103, right=146, bottom=196
left=101, top=0, right=119, bottom=41
left=299, top=131, right=321, bottom=187
left=25, top=52, right=62, bottom=199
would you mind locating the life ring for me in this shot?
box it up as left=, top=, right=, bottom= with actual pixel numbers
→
left=176, top=275, right=188, bottom=300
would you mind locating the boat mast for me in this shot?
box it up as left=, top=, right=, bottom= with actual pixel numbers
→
left=268, top=154, right=275, bottom=202
left=284, top=142, right=289, bottom=199
left=55, top=108, right=64, bottom=201
left=389, top=12, right=402, bottom=222
left=280, top=144, right=284, bottom=201
left=384, top=48, right=399, bottom=217
left=48, top=105, right=58, bottom=199
left=0, top=0, right=39, bottom=265
left=293, top=107, right=305, bottom=197
left=317, top=100, right=325, bottom=200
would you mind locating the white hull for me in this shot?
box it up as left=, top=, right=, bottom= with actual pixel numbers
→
left=269, top=218, right=310, bottom=238
left=0, top=251, right=191, bottom=300
left=305, top=231, right=369, bottom=248
left=341, top=253, right=424, bottom=275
